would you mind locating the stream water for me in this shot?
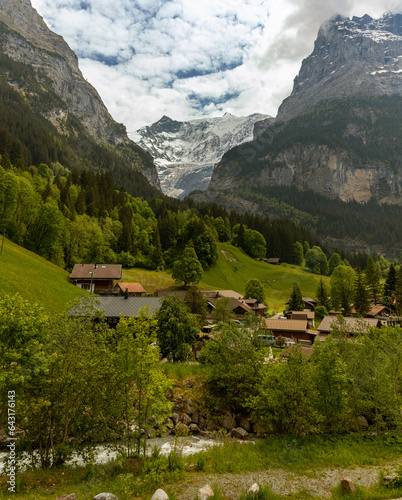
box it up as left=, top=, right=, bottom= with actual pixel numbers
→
left=0, top=435, right=223, bottom=474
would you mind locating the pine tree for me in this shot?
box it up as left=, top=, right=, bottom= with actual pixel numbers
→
left=395, top=266, right=402, bottom=317
left=364, top=257, right=381, bottom=305
left=383, top=263, right=397, bottom=309
left=316, top=278, right=331, bottom=310
left=288, top=283, right=304, bottom=311
left=353, top=267, right=370, bottom=317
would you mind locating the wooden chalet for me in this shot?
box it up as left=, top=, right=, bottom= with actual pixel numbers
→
left=264, top=318, right=317, bottom=345
left=70, top=264, right=122, bottom=293
left=285, top=310, right=315, bottom=328
left=116, top=282, right=146, bottom=296
left=317, top=315, right=382, bottom=340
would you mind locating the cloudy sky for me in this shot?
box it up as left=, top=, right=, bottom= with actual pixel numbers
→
left=31, top=0, right=401, bottom=132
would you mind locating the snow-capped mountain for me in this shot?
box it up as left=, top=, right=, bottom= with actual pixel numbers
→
left=277, top=12, right=402, bottom=121
left=130, top=113, right=271, bottom=199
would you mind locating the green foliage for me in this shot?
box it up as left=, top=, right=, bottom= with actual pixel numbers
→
left=172, top=246, right=203, bottom=286
left=244, top=278, right=267, bottom=305
left=212, top=297, right=235, bottom=324
left=316, top=278, right=331, bottom=310
left=184, top=286, right=208, bottom=326
left=353, top=267, right=371, bottom=317
left=365, top=257, right=382, bottom=305
left=330, top=265, right=356, bottom=314
left=315, top=305, right=328, bottom=321
left=305, top=246, right=328, bottom=275
left=242, top=228, right=267, bottom=259
left=288, top=283, right=303, bottom=311
left=199, top=322, right=264, bottom=414
left=156, top=295, right=199, bottom=362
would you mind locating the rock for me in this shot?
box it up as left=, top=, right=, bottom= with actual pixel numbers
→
left=184, top=398, right=195, bottom=414
left=56, top=495, right=76, bottom=500
left=189, top=423, right=200, bottom=434
left=182, top=413, right=192, bottom=426
left=231, top=427, right=249, bottom=440
left=341, top=478, right=356, bottom=495
left=172, top=413, right=180, bottom=425
left=221, top=413, right=236, bottom=431
left=198, top=415, right=206, bottom=429
left=175, top=422, right=189, bottom=435
left=206, top=420, right=217, bottom=431
left=357, top=416, right=369, bottom=428
left=247, top=483, right=260, bottom=496
left=382, top=475, right=398, bottom=486
left=164, top=418, right=174, bottom=429
left=200, top=430, right=211, bottom=437
left=198, top=484, right=214, bottom=499
left=183, top=377, right=194, bottom=388
left=93, top=494, right=118, bottom=500
left=239, top=417, right=252, bottom=432
left=192, top=410, right=200, bottom=424
left=151, top=489, right=169, bottom=500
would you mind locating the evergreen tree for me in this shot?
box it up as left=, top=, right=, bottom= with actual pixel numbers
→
left=353, top=267, right=371, bottom=317
left=288, top=283, right=304, bottom=311
left=184, top=286, right=208, bottom=326
left=330, top=265, right=356, bottom=315
left=316, top=278, right=331, bottom=311
left=383, top=264, right=397, bottom=309
left=395, top=266, right=402, bottom=317
left=150, top=226, right=164, bottom=270
left=364, top=256, right=382, bottom=305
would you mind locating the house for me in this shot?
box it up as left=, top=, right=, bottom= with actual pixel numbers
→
left=70, top=296, right=163, bottom=328
left=264, top=318, right=318, bottom=345
left=70, top=264, right=122, bottom=293
left=286, top=310, right=315, bottom=328
left=260, top=258, right=281, bottom=265
left=285, top=296, right=317, bottom=312
left=317, top=315, right=382, bottom=340
left=366, top=305, right=392, bottom=318
left=116, top=282, right=146, bottom=297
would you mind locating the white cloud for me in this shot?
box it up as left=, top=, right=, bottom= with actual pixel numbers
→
left=30, top=0, right=401, bottom=130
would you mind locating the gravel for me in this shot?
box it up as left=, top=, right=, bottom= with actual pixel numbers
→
left=166, top=459, right=402, bottom=499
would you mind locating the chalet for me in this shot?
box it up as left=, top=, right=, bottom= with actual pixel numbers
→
left=264, top=318, right=317, bottom=345
left=116, top=282, right=146, bottom=297
left=285, top=296, right=317, bottom=312
left=317, top=315, right=382, bottom=340
left=260, top=258, right=281, bottom=265
left=286, top=310, right=315, bottom=328
left=70, top=264, right=122, bottom=293
left=70, top=296, right=163, bottom=328
left=366, top=305, right=392, bottom=318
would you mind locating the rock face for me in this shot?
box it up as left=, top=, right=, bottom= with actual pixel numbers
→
left=130, top=113, right=270, bottom=199
left=202, top=13, right=402, bottom=206
left=0, top=0, right=160, bottom=188
left=259, top=13, right=402, bottom=129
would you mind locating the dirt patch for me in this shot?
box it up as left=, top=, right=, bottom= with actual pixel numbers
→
left=220, top=250, right=237, bottom=263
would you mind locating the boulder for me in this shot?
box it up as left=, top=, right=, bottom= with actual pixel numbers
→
left=189, top=423, right=200, bottom=434
left=151, top=489, right=169, bottom=500
left=198, top=484, right=214, bottom=499
left=175, top=422, right=189, bottom=435
left=231, top=427, right=248, bottom=440
left=382, top=475, right=398, bottom=486
left=192, top=410, right=200, bottom=424
left=247, top=484, right=260, bottom=497
left=183, top=377, right=194, bottom=388
left=172, top=413, right=180, bottom=425
left=341, top=478, right=356, bottom=495
left=182, top=413, right=192, bottom=426
left=221, top=413, right=236, bottom=431
left=93, top=494, right=118, bottom=500
left=239, top=417, right=252, bottom=432
left=198, top=415, right=206, bottom=429
left=184, top=398, right=195, bottom=414
left=206, top=420, right=217, bottom=431
left=164, top=418, right=174, bottom=429
left=56, top=495, right=76, bottom=500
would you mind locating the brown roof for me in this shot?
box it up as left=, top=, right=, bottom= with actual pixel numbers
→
left=70, top=264, right=122, bottom=280
left=318, top=316, right=380, bottom=334
left=367, top=305, right=391, bottom=317
left=288, top=311, right=315, bottom=319
left=265, top=319, right=308, bottom=332
left=203, top=290, right=244, bottom=300
left=117, top=282, right=146, bottom=294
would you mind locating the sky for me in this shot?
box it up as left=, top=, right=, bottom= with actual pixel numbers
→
left=30, top=0, right=401, bottom=132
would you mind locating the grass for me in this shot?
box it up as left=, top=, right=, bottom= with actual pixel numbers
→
left=122, top=242, right=329, bottom=313
left=2, top=434, right=402, bottom=500
left=201, top=243, right=329, bottom=312
left=0, top=238, right=85, bottom=314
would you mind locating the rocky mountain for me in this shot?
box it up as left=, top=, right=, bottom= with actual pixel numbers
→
left=256, top=13, right=402, bottom=133
left=0, top=0, right=160, bottom=190
left=200, top=13, right=402, bottom=207
left=130, top=113, right=271, bottom=199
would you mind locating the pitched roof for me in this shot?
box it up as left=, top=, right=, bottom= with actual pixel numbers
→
left=367, top=305, right=391, bottom=317
left=74, top=296, right=163, bottom=318
left=289, top=311, right=315, bottom=319
left=117, top=282, right=146, bottom=294
left=70, top=264, right=122, bottom=280
left=264, top=319, right=308, bottom=332
left=203, top=290, right=244, bottom=300
left=318, top=316, right=380, bottom=334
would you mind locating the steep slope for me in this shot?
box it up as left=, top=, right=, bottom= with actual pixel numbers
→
left=0, top=0, right=160, bottom=191
left=131, top=113, right=271, bottom=199
left=256, top=13, right=402, bottom=131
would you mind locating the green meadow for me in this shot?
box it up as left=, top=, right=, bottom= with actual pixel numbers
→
left=0, top=237, right=85, bottom=314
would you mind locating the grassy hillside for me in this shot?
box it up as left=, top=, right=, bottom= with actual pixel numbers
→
left=123, top=242, right=329, bottom=313
left=0, top=237, right=85, bottom=314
